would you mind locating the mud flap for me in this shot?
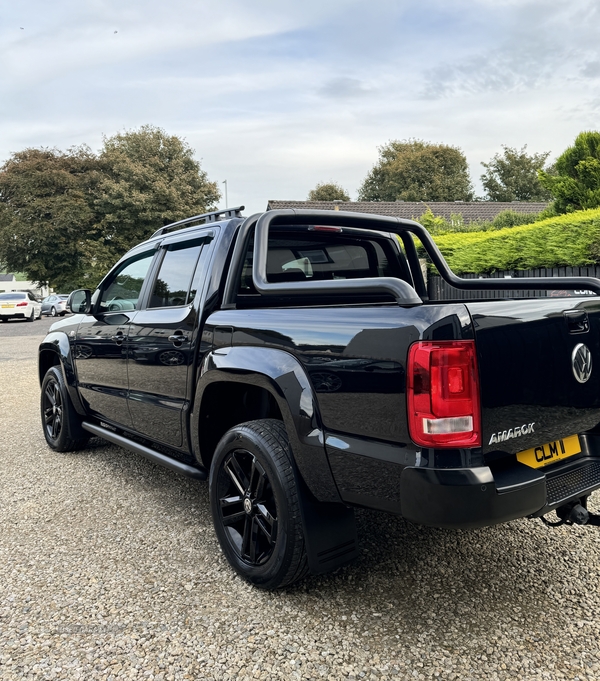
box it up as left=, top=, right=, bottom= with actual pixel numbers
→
left=297, top=481, right=359, bottom=575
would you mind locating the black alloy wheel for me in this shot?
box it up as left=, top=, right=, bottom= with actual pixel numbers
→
left=42, top=376, right=64, bottom=441
left=210, top=419, right=308, bottom=589
left=158, top=350, right=185, bottom=366
left=218, top=448, right=278, bottom=566
left=40, top=366, right=89, bottom=452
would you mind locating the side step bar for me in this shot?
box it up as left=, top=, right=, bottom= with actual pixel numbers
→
left=82, top=422, right=207, bottom=480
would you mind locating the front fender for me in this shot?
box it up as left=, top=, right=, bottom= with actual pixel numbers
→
left=191, top=345, right=341, bottom=503
left=39, top=332, right=86, bottom=416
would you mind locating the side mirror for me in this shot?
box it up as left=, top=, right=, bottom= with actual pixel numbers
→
left=68, top=289, right=92, bottom=314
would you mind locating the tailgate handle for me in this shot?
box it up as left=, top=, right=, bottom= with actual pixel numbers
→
left=564, top=310, right=589, bottom=334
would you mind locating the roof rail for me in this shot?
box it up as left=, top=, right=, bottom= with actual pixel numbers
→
left=150, top=206, right=245, bottom=239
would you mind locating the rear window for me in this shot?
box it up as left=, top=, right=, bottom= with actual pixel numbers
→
left=0, top=293, right=26, bottom=301
left=239, top=228, right=407, bottom=297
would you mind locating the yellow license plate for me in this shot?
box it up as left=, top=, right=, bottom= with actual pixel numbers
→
left=1, top=304, right=14, bottom=308
left=517, top=434, right=581, bottom=469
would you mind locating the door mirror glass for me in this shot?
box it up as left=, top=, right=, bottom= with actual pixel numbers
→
left=69, top=289, right=92, bottom=314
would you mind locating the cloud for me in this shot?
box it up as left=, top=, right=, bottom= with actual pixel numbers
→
left=420, top=0, right=600, bottom=98
left=1, top=0, right=599, bottom=214
left=581, top=61, right=600, bottom=78
left=421, top=42, right=569, bottom=99
left=318, top=77, right=371, bottom=99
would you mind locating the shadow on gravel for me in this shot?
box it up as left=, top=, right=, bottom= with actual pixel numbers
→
left=284, top=507, right=598, bottom=647
left=55, top=435, right=600, bottom=649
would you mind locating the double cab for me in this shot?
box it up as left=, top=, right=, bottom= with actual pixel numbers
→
left=39, top=207, right=600, bottom=588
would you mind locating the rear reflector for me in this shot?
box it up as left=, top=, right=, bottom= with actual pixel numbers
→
left=407, top=340, right=481, bottom=448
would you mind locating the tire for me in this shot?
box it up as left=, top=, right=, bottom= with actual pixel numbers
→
left=27, top=309, right=35, bottom=322
left=41, top=366, right=89, bottom=452
left=209, top=419, right=309, bottom=589
left=51, top=307, right=57, bottom=317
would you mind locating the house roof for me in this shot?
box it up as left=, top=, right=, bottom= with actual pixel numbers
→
left=266, top=200, right=549, bottom=223
left=0, top=274, right=16, bottom=282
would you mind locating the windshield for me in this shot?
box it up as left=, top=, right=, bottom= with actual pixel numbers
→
left=0, top=293, right=26, bottom=301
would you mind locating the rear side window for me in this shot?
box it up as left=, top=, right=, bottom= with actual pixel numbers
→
left=148, top=236, right=210, bottom=308
left=239, top=229, right=406, bottom=294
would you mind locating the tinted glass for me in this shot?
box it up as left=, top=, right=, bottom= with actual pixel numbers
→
left=0, top=293, right=26, bottom=301
left=239, top=230, right=404, bottom=292
left=100, top=251, right=154, bottom=312
left=149, top=242, right=203, bottom=308
left=187, top=236, right=214, bottom=304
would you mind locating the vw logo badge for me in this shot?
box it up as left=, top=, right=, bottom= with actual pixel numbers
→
left=572, top=343, right=592, bottom=383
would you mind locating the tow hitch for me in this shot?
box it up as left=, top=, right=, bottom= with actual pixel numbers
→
left=541, top=498, right=600, bottom=527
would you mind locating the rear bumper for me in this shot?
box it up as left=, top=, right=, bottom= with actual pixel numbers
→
left=400, top=441, right=600, bottom=529
left=0, top=312, right=26, bottom=319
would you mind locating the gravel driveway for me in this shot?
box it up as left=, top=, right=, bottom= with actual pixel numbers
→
left=2, top=322, right=600, bottom=680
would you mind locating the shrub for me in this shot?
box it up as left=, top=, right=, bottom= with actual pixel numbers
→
left=490, top=209, right=539, bottom=229
left=416, top=207, right=542, bottom=235
left=308, top=182, right=350, bottom=201
left=428, top=208, right=600, bottom=274
left=539, top=131, right=600, bottom=213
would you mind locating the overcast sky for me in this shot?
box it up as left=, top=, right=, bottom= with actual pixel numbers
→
left=2, top=0, right=599, bottom=215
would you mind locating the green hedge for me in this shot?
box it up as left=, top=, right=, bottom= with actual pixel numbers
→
left=430, top=208, right=600, bottom=274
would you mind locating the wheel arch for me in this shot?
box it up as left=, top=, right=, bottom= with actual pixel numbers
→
left=39, top=333, right=87, bottom=416
left=191, top=346, right=341, bottom=503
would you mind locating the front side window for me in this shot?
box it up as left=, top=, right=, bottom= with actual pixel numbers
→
left=99, top=251, right=155, bottom=312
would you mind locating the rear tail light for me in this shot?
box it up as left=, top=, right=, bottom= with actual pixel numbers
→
left=16, top=301, right=28, bottom=307
left=407, top=340, right=481, bottom=448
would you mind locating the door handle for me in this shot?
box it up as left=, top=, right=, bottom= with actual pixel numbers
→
left=111, top=331, right=125, bottom=345
left=168, top=331, right=187, bottom=345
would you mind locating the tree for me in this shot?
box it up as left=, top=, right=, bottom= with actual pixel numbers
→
left=480, top=145, right=552, bottom=202
left=539, top=131, right=600, bottom=213
left=357, top=139, right=473, bottom=202
left=307, top=182, right=350, bottom=201
left=0, top=146, right=104, bottom=291
left=0, top=126, right=220, bottom=289
left=96, top=125, right=221, bottom=257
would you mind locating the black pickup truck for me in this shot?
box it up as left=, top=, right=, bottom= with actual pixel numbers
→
left=39, top=207, right=600, bottom=589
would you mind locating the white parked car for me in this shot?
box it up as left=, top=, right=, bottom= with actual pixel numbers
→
left=0, top=292, right=42, bottom=322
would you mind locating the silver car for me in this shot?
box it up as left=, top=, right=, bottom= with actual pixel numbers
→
left=41, top=294, right=69, bottom=317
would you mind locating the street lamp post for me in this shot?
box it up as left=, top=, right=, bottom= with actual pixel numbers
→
left=222, top=180, right=228, bottom=209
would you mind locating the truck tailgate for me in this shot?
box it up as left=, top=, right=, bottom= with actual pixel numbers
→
left=466, top=298, right=600, bottom=457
